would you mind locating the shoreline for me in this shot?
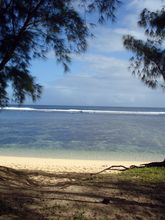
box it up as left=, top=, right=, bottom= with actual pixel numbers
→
left=0, top=155, right=148, bottom=173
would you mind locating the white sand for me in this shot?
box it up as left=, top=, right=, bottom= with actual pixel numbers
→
left=0, top=156, right=147, bottom=173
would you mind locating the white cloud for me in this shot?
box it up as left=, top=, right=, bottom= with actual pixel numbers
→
left=37, top=53, right=165, bottom=107
left=88, top=26, right=125, bottom=52
left=122, top=13, right=139, bottom=29
left=40, top=72, right=165, bottom=107
left=128, top=0, right=164, bottom=12
left=29, top=0, right=165, bottom=107
left=115, top=28, right=146, bottom=40
left=74, top=54, right=128, bottom=78
left=87, top=24, right=146, bottom=54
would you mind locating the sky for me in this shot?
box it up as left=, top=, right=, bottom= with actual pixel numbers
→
left=27, top=0, right=165, bottom=107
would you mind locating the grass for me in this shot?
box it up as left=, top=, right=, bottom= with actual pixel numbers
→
left=117, top=167, right=165, bottom=184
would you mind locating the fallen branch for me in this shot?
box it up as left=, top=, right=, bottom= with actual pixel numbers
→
left=92, top=159, right=165, bottom=175
left=92, top=165, right=130, bottom=175
left=141, top=159, right=165, bottom=168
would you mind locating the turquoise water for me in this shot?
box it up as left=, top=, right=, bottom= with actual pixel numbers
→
left=0, top=105, right=165, bottom=161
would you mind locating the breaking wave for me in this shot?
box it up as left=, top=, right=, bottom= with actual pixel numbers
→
left=2, top=107, right=165, bottom=115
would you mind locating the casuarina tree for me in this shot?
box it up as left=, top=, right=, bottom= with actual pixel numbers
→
left=0, top=0, right=121, bottom=106
left=123, top=6, right=165, bottom=89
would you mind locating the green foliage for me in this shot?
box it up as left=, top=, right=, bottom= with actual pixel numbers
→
left=123, top=7, right=165, bottom=89
left=0, top=0, right=121, bottom=106
left=118, top=167, right=165, bottom=184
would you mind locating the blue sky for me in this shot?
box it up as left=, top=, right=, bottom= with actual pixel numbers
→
left=27, top=0, right=165, bottom=107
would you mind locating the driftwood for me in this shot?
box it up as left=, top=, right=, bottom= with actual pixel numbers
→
left=141, top=159, right=165, bottom=168
left=92, top=159, right=165, bottom=175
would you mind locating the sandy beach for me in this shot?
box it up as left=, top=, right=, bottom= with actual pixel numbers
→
left=0, top=155, right=147, bottom=173
left=0, top=156, right=164, bottom=219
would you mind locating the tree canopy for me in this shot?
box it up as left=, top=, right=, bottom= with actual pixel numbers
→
left=123, top=6, right=165, bottom=89
left=0, top=0, right=121, bottom=106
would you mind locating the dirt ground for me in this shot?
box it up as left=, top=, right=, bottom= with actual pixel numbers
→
left=0, top=166, right=164, bottom=220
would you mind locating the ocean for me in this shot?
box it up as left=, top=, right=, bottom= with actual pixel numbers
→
left=0, top=105, right=165, bottom=161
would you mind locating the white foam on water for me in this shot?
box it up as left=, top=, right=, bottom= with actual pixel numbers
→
left=2, top=107, right=165, bottom=115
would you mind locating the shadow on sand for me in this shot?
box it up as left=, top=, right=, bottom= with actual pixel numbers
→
left=0, top=166, right=164, bottom=219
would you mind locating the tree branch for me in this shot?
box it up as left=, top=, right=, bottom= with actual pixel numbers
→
left=91, top=159, right=165, bottom=175
left=0, top=0, right=44, bottom=71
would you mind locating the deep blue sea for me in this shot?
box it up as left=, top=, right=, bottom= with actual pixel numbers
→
left=0, top=105, right=165, bottom=161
